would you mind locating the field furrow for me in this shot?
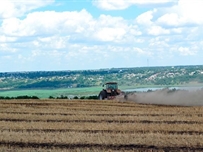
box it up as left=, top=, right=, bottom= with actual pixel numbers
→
left=1, top=118, right=203, bottom=124
left=2, top=128, right=203, bottom=135
left=1, top=141, right=203, bottom=152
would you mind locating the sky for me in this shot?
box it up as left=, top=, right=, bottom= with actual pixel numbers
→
left=0, top=0, right=203, bottom=72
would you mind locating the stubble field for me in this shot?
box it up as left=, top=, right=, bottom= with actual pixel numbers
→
left=0, top=99, right=203, bottom=151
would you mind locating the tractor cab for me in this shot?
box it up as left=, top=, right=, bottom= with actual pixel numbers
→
left=104, top=82, right=118, bottom=90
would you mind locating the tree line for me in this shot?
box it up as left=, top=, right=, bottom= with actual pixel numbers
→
left=0, top=95, right=98, bottom=100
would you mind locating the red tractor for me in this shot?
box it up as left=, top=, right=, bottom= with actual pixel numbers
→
left=98, top=82, right=122, bottom=100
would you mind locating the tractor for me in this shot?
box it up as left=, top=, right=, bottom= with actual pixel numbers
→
left=98, top=82, right=122, bottom=100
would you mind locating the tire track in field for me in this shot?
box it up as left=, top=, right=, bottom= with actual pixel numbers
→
left=1, top=111, right=202, bottom=117
left=0, top=118, right=203, bottom=124
left=0, top=141, right=202, bottom=151
left=1, top=102, right=138, bottom=108
left=2, top=128, right=203, bottom=135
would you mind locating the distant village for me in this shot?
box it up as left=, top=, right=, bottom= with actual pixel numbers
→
left=0, top=65, right=203, bottom=90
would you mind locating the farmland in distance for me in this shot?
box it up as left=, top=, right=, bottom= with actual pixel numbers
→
left=0, top=99, right=203, bottom=151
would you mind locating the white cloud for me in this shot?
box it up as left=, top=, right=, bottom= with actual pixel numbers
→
left=2, top=10, right=137, bottom=44
left=132, top=47, right=152, bottom=56
left=93, top=15, right=130, bottom=42
left=149, top=37, right=169, bottom=47
left=0, top=43, right=17, bottom=53
left=0, top=0, right=54, bottom=18
left=148, top=25, right=170, bottom=36
left=93, top=0, right=130, bottom=10
left=136, top=9, right=155, bottom=25
left=157, top=0, right=203, bottom=26
left=178, top=0, right=203, bottom=25
left=93, top=0, right=176, bottom=10
left=35, top=36, right=68, bottom=49
left=157, top=13, right=182, bottom=26
left=0, top=35, right=16, bottom=42
left=171, top=28, right=183, bottom=34
left=178, top=47, right=197, bottom=56
left=128, top=25, right=142, bottom=36
left=135, top=9, right=170, bottom=36
left=95, top=27, right=126, bottom=42
left=1, top=9, right=93, bottom=37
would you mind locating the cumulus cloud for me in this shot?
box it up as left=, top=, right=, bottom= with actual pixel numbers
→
left=1, top=10, right=137, bottom=44
left=93, top=15, right=128, bottom=42
left=178, top=0, right=203, bottom=25
left=157, top=13, right=182, bottom=26
left=1, top=9, right=93, bottom=37
left=136, top=9, right=155, bottom=25
left=157, top=0, right=203, bottom=26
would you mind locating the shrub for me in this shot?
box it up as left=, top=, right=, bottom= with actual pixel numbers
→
left=49, top=96, right=55, bottom=99
left=73, top=96, right=79, bottom=99
left=0, top=95, right=40, bottom=100
left=80, top=96, right=86, bottom=99
left=87, top=95, right=98, bottom=99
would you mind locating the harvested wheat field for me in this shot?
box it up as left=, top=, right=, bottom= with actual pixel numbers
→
left=0, top=99, right=203, bottom=152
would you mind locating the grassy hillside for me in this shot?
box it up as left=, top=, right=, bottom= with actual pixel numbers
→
left=0, top=87, right=103, bottom=99
left=1, top=65, right=203, bottom=91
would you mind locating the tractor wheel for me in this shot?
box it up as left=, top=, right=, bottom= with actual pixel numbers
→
left=124, top=94, right=128, bottom=100
left=98, top=91, right=106, bottom=100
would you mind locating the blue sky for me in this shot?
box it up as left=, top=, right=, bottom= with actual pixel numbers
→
left=0, top=0, right=203, bottom=72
